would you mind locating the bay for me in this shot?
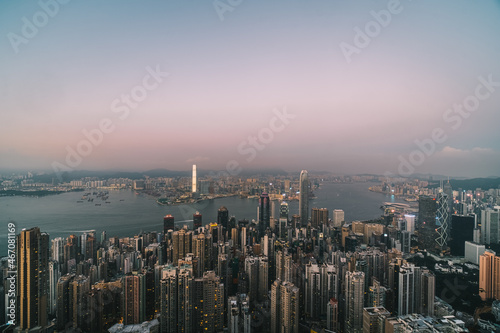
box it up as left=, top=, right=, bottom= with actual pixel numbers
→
left=0, top=182, right=404, bottom=256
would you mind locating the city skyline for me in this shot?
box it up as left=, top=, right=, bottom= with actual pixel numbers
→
left=1, top=1, right=500, bottom=177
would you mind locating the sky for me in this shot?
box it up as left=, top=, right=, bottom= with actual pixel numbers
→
left=1, top=0, right=500, bottom=178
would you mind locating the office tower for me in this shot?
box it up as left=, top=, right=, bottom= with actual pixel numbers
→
left=193, top=211, right=202, bottom=230
left=164, top=214, right=175, bottom=233
left=123, top=273, right=145, bottom=324
left=481, top=208, right=500, bottom=245
left=465, top=241, right=486, bottom=265
left=192, top=164, right=197, bottom=193
left=363, top=307, right=390, bottom=333
left=241, top=227, right=247, bottom=254
left=326, top=298, right=339, bottom=332
left=245, top=257, right=259, bottom=302
left=56, top=274, right=75, bottom=331
left=259, top=192, right=270, bottom=237
left=299, top=170, right=309, bottom=226
left=345, top=271, right=365, bottom=333
left=400, top=231, right=411, bottom=254
left=449, top=215, right=475, bottom=256
left=341, top=224, right=350, bottom=248
left=71, top=275, right=90, bottom=329
left=333, top=209, right=345, bottom=228
left=259, top=256, right=269, bottom=302
left=443, top=179, right=453, bottom=214
left=279, top=202, right=289, bottom=240
left=419, top=269, right=435, bottom=316
left=479, top=250, right=500, bottom=300
left=311, top=207, right=328, bottom=228
left=48, top=260, right=59, bottom=316
left=271, top=280, right=299, bottom=333
left=417, top=196, right=437, bottom=252
left=404, top=214, right=416, bottom=233
left=18, top=227, right=49, bottom=330
left=217, top=206, right=229, bottom=230
left=436, top=191, right=450, bottom=250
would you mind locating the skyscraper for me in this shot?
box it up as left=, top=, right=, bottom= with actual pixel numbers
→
left=481, top=208, right=500, bottom=245
left=193, top=211, right=202, bottom=230
left=259, top=192, right=270, bottom=237
left=192, top=164, right=197, bottom=193
left=164, top=214, right=175, bottom=234
left=217, top=206, right=229, bottom=230
left=311, top=207, right=328, bottom=228
left=279, top=201, right=289, bottom=240
left=332, top=209, right=345, bottom=228
left=479, top=250, right=500, bottom=301
left=123, top=273, right=145, bottom=325
left=398, top=264, right=416, bottom=316
left=450, top=214, right=475, bottom=256
left=345, top=271, right=365, bottom=333
left=18, top=227, right=49, bottom=330
left=435, top=191, right=450, bottom=250
left=271, top=279, right=300, bottom=333
left=417, top=196, right=437, bottom=252
left=299, top=170, right=309, bottom=226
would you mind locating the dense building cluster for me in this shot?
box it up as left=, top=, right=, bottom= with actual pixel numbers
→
left=2, top=172, right=500, bottom=332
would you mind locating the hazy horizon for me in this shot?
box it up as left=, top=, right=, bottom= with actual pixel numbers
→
left=2, top=0, right=500, bottom=178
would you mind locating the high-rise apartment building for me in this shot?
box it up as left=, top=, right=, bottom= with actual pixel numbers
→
left=271, top=279, right=299, bottom=333
left=18, top=227, right=49, bottom=330
left=345, top=271, right=365, bottom=333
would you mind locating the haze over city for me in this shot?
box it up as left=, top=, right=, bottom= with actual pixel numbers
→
left=1, top=0, right=500, bottom=177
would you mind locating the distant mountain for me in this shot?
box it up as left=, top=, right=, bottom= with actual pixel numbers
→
left=427, top=177, right=500, bottom=191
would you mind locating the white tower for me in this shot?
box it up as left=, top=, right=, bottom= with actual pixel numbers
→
left=192, top=164, right=197, bottom=193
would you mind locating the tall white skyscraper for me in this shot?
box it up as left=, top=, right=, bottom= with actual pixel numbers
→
left=192, top=164, right=197, bottom=193
left=299, top=170, right=309, bottom=226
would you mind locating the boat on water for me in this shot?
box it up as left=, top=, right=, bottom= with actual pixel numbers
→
left=95, top=203, right=101, bottom=206
left=77, top=200, right=83, bottom=203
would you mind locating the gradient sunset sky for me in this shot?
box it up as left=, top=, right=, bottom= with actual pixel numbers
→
left=1, top=0, right=499, bottom=177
